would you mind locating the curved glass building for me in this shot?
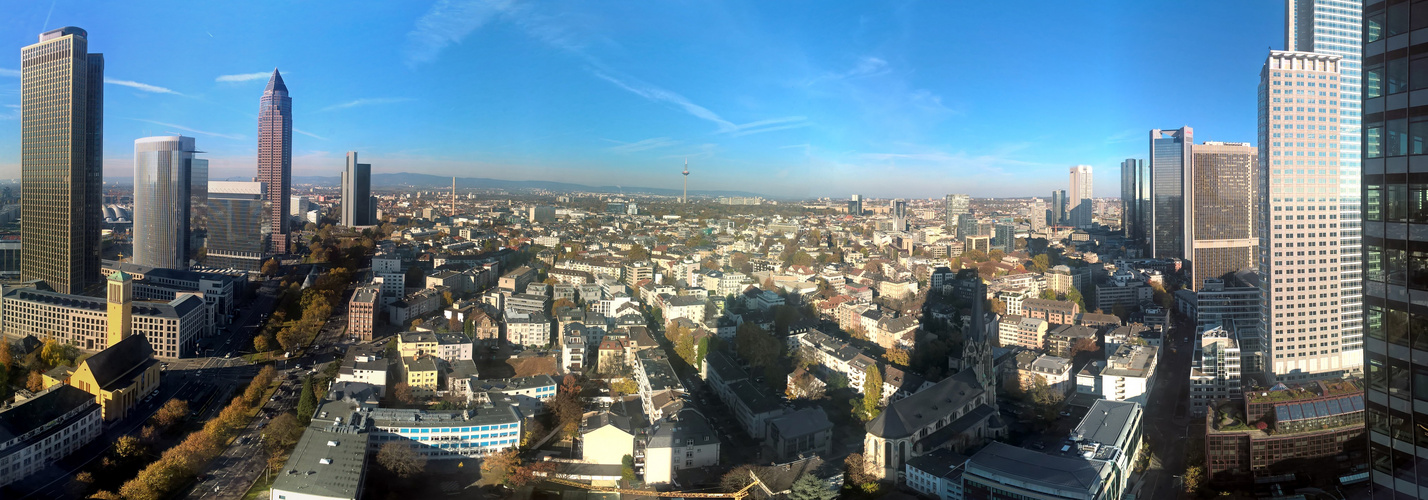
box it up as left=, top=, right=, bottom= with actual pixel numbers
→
left=132, top=136, right=195, bottom=270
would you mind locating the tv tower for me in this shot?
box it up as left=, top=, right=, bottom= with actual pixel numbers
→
left=682, top=158, right=689, bottom=203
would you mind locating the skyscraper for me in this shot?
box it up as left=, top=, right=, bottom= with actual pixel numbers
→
left=1049, top=190, right=1067, bottom=226
left=945, top=194, right=970, bottom=234
left=1150, top=127, right=1193, bottom=259
left=849, top=194, right=863, bottom=216
left=206, top=181, right=269, bottom=272
left=1288, top=0, right=1365, bottom=379
left=891, top=199, right=908, bottom=231
left=1120, top=159, right=1147, bottom=245
left=190, top=157, right=208, bottom=253
left=1361, top=2, right=1419, bottom=493
left=258, top=70, right=292, bottom=254
left=132, top=136, right=196, bottom=270
left=1068, top=165, right=1093, bottom=228
left=1187, top=142, right=1258, bottom=290
left=20, top=27, right=103, bottom=295
left=341, top=151, right=372, bottom=227
left=1257, top=50, right=1345, bottom=382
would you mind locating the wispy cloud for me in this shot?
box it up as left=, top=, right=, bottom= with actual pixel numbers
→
left=105, top=78, right=182, bottom=95
left=319, top=97, right=414, bottom=112
left=1105, top=129, right=1141, bottom=144
left=294, top=128, right=328, bottom=140
left=215, top=72, right=272, bottom=83
left=606, top=137, right=680, bottom=154
left=727, top=117, right=810, bottom=137
left=130, top=118, right=244, bottom=140
left=404, top=0, right=510, bottom=67
left=0, top=68, right=18, bottom=78
left=660, top=143, right=718, bottom=161
left=801, top=56, right=889, bottom=87
left=588, top=69, right=737, bottom=132
left=0, top=104, right=18, bottom=120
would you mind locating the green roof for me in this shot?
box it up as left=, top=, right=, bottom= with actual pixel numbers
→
left=108, top=271, right=130, bottom=282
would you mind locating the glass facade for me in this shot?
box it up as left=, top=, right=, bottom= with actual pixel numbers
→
left=341, top=151, right=372, bottom=227
left=205, top=181, right=268, bottom=272
left=1150, top=127, right=1192, bottom=259
left=132, top=136, right=195, bottom=270
left=20, top=27, right=103, bottom=295
left=1120, top=158, right=1147, bottom=247
left=258, top=70, right=291, bottom=254
left=1190, top=143, right=1259, bottom=289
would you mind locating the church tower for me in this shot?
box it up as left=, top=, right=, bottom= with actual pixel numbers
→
left=961, top=279, right=997, bottom=404
left=106, top=271, right=133, bottom=348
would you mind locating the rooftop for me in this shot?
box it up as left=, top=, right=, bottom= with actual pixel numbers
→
left=964, top=441, right=1109, bottom=496
left=270, top=428, right=367, bottom=499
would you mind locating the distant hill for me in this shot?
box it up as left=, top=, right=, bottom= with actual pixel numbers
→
left=287, top=172, right=769, bottom=198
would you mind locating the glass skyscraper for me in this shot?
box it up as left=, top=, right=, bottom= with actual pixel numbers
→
left=20, top=27, right=103, bottom=295
left=206, top=181, right=269, bottom=272
left=259, top=70, right=292, bottom=254
left=1150, top=127, right=1193, bottom=260
left=341, top=151, right=372, bottom=227
left=1120, top=158, right=1147, bottom=247
left=132, top=136, right=196, bottom=270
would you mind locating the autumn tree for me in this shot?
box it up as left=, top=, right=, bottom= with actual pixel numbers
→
left=376, top=441, right=427, bottom=478
left=261, top=258, right=281, bottom=276
left=1029, top=254, right=1050, bottom=273
left=1066, top=287, right=1085, bottom=309
left=481, top=449, right=520, bottom=485
left=550, top=375, right=584, bottom=438
left=392, top=383, right=417, bottom=407
left=884, top=348, right=910, bottom=366
left=735, top=322, right=780, bottom=369
left=861, top=366, right=882, bottom=421
left=26, top=370, right=45, bottom=392
left=113, top=435, right=145, bottom=460
left=154, top=398, right=189, bottom=429
left=1183, top=464, right=1205, bottom=494
left=263, top=412, right=303, bottom=455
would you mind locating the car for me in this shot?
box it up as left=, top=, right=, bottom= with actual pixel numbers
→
left=224, top=353, right=232, bottom=359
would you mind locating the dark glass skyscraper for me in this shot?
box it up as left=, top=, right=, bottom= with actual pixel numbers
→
left=1150, top=127, right=1193, bottom=260
left=132, top=136, right=196, bottom=270
left=20, top=27, right=103, bottom=295
left=1120, top=158, right=1147, bottom=246
left=341, top=151, right=372, bottom=227
left=206, top=181, right=269, bottom=272
left=258, top=69, right=292, bottom=254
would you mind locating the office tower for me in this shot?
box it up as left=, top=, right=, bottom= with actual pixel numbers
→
left=1257, top=50, right=1345, bottom=382
left=341, top=151, right=372, bottom=227
left=993, top=224, right=1015, bottom=253
left=891, top=199, right=908, bottom=231
left=258, top=69, right=292, bottom=254
left=132, top=136, right=196, bottom=270
left=1187, top=142, right=1259, bottom=290
left=20, top=27, right=103, bottom=295
left=849, top=194, right=863, bottom=216
left=1289, top=0, right=1365, bottom=379
left=1149, top=127, right=1194, bottom=259
left=1068, top=165, right=1093, bottom=228
left=190, top=158, right=208, bottom=252
left=1362, top=2, right=1424, bottom=493
left=1049, top=190, right=1067, bottom=226
left=206, top=181, right=269, bottom=272
left=945, top=194, right=970, bottom=234
left=1120, top=159, right=1148, bottom=244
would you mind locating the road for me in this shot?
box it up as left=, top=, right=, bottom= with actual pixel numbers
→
left=1131, top=314, right=1198, bottom=500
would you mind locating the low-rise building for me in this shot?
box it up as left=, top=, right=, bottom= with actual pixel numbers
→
left=269, top=428, right=370, bottom=500
left=1008, top=352, right=1073, bottom=396
left=388, top=287, right=444, bottom=326
left=504, top=309, right=551, bottom=347
left=765, top=408, right=833, bottom=461
left=961, top=441, right=1117, bottom=500
left=996, top=315, right=1048, bottom=351
left=348, top=285, right=380, bottom=340
left=1205, top=379, right=1363, bottom=480
left=313, top=398, right=523, bottom=461
left=1, top=276, right=207, bottom=359
left=634, top=350, right=685, bottom=421
left=397, top=332, right=473, bottom=362
left=644, top=407, right=719, bottom=485
left=0, top=385, right=103, bottom=488
left=581, top=411, right=635, bottom=466
left=1081, top=344, right=1158, bottom=405
left=335, top=346, right=389, bottom=395
left=67, top=335, right=161, bottom=421
left=467, top=375, right=557, bottom=403
left=401, top=356, right=441, bottom=395
left=1021, top=298, right=1080, bottom=325
left=1045, top=324, right=1097, bottom=358
left=498, top=266, right=536, bottom=294
left=101, top=260, right=240, bottom=326
left=904, top=449, right=968, bottom=500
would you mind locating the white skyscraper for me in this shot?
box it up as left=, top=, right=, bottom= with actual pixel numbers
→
left=1068, top=165, right=1093, bottom=227
left=1286, top=0, right=1363, bottom=373
left=132, top=136, right=196, bottom=270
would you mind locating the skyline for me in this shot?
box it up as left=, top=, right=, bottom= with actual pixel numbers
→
left=0, top=1, right=1283, bottom=198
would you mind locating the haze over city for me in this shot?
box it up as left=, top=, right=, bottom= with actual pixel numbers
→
left=0, top=0, right=1283, bottom=198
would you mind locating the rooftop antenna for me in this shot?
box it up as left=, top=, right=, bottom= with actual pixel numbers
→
left=682, top=158, right=690, bottom=204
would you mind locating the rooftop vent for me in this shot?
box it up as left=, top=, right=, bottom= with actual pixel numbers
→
left=319, top=458, right=332, bottom=465
left=327, top=441, right=339, bottom=447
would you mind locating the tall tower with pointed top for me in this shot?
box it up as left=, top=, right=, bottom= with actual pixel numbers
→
left=682, top=159, right=689, bottom=203
left=258, top=69, right=292, bottom=254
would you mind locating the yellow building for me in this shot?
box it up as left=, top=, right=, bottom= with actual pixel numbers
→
left=402, top=356, right=440, bottom=396
left=106, top=271, right=133, bottom=348
left=68, top=334, right=160, bottom=421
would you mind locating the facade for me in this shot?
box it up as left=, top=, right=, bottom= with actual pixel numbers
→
left=765, top=408, right=833, bottom=462
left=995, top=315, right=1048, bottom=351
left=66, top=334, right=161, bottom=421
left=1291, top=0, right=1364, bottom=390
left=397, top=332, right=473, bottom=362
left=1189, top=326, right=1242, bottom=416
left=1258, top=50, right=1347, bottom=382
left=258, top=70, right=292, bottom=253
left=504, top=309, right=551, bottom=346
left=1022, top=298, right=1079, bottom=325
left=1205, top=379, right=1363, bottom=480
left=1361, top=1, right=1427, bottom=493
left=1188, top=141, right=1259, bottom=290
left=1050, top=189, right=1067, bottom=226
left=132, top=136, right=197, bottom=270
left=20, top=27, right=104, bottom=295
left=314, top=397, right=524, bottom=462
left=341, top=151, right=372, bottom=227
left=2, top=277, right=208, bottom=359
left=945, top=193, right=970, bottom=234
left=580, top=412, right=635, bottom=466
left=1068, top=165, right=1093, bottom=228
left=1009, top=351, right=1073, bottom=396
left=1150, top=127, right=1193, bottom=260
left=0, top=385, right=103, bottom=489
left=1120, top=158, right=1149, bottom=246
left=904, top=450, right=968, bottom=500
left=644, top=407, right=720, bottom=485
left=348, top=286, right=379, bottom=341
left=101, top=260, right=239, bottom=326
left=269, top=428, right=369, bottom=500
left=1099, top=344, right=1158, bottom=405
left=961, top=441, right=1117, bottom=500
left=206, top=181, right=268, bottom=272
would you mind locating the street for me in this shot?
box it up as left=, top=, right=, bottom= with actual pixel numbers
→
left=1129, top=315, right=1198, bottom=500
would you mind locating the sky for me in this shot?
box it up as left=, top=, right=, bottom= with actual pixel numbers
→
left=0, top=1, right=1284, bottom=199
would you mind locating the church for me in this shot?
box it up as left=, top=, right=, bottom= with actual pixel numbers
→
left=863, top=280, right=1005, bottom=482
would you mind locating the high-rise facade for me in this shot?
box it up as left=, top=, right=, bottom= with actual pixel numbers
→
left=1257, top=50, right=1346, bottom=382
left=1150, top=127, right=1193, bottom=260
left=891, top=199, right=908, bottom=231
left=1288, top=0, right=1366, bottom=381
left=132, top=136, right=196, bottom=270
left=258, top=70, right=292, bottom=254
left=1188, top=142, right=1259, bottom=290
left=849, top=194, right=863, bottom=216
left=341, top=151, right=372, bottom=227
left=1120, top=159, right=1147, bottom=244
left=206, top=181, right=269, bottom=272
left=1068, top=164, right=1093, bottom=215
left=945, top=194, right=970, bottom=234
left=20, top=27, right=103, bottom=295
left=1361, top=1, right=1426, bottom=493
left=190, top=158, right=208, bottom=255
left=1049, top=190, right=1067, bottom=226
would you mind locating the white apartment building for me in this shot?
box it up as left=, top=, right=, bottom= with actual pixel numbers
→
left=0, top=385, right=103, bottom=488
left=1189, top=326, right=1242, bottom=415
left=1258, top=50, right=1348, bottom=382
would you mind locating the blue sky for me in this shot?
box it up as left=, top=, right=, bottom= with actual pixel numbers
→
left=0, top=1, right=1282, bottom=199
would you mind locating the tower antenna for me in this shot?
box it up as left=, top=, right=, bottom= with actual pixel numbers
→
left=682, top=158, right=690, bottom=204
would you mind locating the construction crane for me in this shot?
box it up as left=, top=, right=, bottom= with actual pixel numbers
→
left=543, top=477, right=759, bottom=498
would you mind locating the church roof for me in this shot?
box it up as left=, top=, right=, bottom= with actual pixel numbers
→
left=82, top=335, right=157, bottom=392
left=866, top=368, right=985, bottom=439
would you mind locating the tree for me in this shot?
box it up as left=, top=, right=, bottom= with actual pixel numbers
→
left=40, top=338, right=78, bottom=368
left=735, top=322, right=780, bottom=369
left=263, top=412, right=303, bottom=454
left=988, top=248, right=1005, bottom=262
left=113, top=435, right=145, bottom=460
left=296, top=376, right=317, bottom=425
left=376, top=441, right=427, bottom=478
left=621, top=454, right=637, bottom=485
left=842, top=453, right=875, bottom=487
left=550, top=375, right=584, bottom=438
left=1065, top=287, right=1085, bottom=309
left=261, top=258, right=281, bottom=276
left=275, top=326, right=301, bottom=353
left=392, top=383, right=417, bottom=406
left=1070, top=338, right=1099, bottom=359
left=1183, top=464, right=1205, bottom=494
left=884, top=348, right=910, bottom=366
left=1030, top=254, right=1050, bottom=273
left=861, top=366, right=882, bottom=421
left=253, top=334, right=273, bottom=352
left=609, top=378, right=638, bottom=396
left=989, top=298, right=1007, bottom=315
left=481, top=449, right=520, bottom=485
left=627, top=244, right=650, bottom=261
left=154, top=398, right=189, bottom=429
left=720, top=465, right=756, bottom=492
left=26, top=370, right=45, bottom=392
left=1039, top=289, right=1058, bottom=300
left=788, top=473, right=835, bottom=500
